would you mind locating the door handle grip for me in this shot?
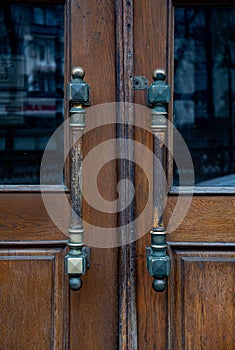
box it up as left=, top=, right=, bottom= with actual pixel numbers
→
left=65, top=66, right=90, bottom=291
left=146, top=69, right=170, bottom=292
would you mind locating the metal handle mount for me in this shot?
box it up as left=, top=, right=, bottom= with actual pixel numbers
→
left=146, top=69, right=171, bottom=292
left=65, top=66, right=90, bottom=291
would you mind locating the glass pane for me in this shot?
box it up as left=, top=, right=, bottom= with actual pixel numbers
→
left=0, top=3, right=64, bottom=184
left=174, top=7, right=235, bottom=186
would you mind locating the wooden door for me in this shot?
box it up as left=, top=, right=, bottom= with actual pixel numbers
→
left=1, top=1, right=234, bottom=349
left=0, top=1, right=118, bottom=349
left=135, top=1, right=235, bottom=349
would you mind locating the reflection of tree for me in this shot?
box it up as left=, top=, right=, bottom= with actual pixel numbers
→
left=174, top=8, right=199, bottom=73
left=174, top=7, right=235, bottom=183
left=222, top=32, right=235, bottom=173
left=204, top=8, right=214, bottom=122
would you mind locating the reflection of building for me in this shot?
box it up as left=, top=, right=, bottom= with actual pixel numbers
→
left=0, top=4, right=64, bottom=184
left=0, top=5, right=64, bottom=93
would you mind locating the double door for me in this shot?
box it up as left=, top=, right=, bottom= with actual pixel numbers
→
left=0, top=0, right=234, bottom=349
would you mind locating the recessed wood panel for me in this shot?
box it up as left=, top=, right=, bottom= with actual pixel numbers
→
left=0, top=248, right=66, bottom=349
left=0, top=194, right=69, bottom=241
left=169, top=248, right=235, bottom=349
left=165, top=196, right=235, bottom=242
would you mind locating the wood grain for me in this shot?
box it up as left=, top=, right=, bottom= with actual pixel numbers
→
left=1, top=1, right=235, bottom=349
left=134, top=1, right=235, bottom=349
left=0, top=194, right=68, bottom=241
left=169, top=247, right=235, bottom=349
left=1, top=1, right=119, bottom=349
left=0, top=248, right=66, bottom=349
left=134, top=0, right=170, bottom=349
left=68, top=1, right=118, bottom=349
left=115, top=1, right=138, bottom=349
left=136, top=233, right=169, bottom=350
left=165, top=196, right=235, bottom=242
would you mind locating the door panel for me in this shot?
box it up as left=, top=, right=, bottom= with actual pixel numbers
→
left=0, top=248, right=66, bottom=349
left=165, top=196, right=235, bottom=241
left=134, top=0, right=235, bottom=349
left=0, top=0, right=68, bottom=339
left=0, top=193, right=67, bottom=241
left=0, top=0, right=118, bottom=349
left=68, top=1, right=118, bottom=349
left=134, top=0, right=171, bottom=349
left=169, top=248, right=235, bottom=349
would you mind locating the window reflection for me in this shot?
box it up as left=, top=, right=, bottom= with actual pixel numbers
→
left=174, top=7, right=235, bottom=186
left=0, top=4, right=64, bottom=184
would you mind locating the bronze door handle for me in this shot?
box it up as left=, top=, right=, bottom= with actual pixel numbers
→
left=146, top=69, right=170, bottom=292
left=65, top=67, right=90, bottom=291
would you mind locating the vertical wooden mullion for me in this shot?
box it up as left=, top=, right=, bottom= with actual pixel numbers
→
left=134, top=0, right=171, bottom=349
left=115, top=1, right=137, bottom=349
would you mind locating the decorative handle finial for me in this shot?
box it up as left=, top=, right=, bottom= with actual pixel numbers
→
left=71, top=66, right=85, bottom=79
left=152, top=68, right=166, bottom=81
left=67, top=66, right=89, bottom=106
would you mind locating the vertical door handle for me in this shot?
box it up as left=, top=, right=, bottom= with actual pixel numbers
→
left=146, top=69, right=171, bottom=292
left=65, top=66, right=90, bottom=291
